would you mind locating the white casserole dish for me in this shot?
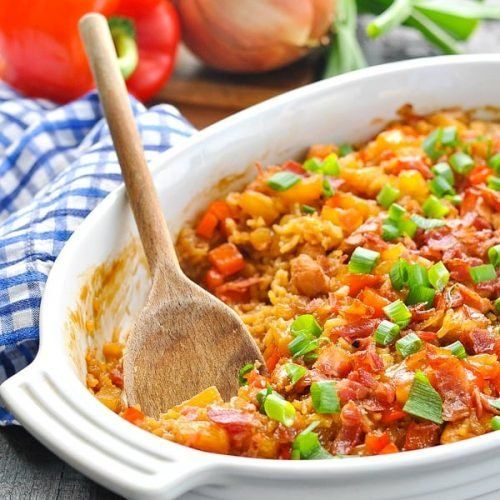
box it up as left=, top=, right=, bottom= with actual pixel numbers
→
left=2, top=55, right=500, bottom=500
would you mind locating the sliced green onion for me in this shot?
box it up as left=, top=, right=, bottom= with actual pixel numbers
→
left=303, top=158, right=323, bottom=173
left=450, top=152, right=474, bottom=175
left=489, top=153, right=500, bottom=174
left=338, top=144, right=353, bottom=157
left=429, top=176, right=455, bottom=198
left=267, top=172, right=301, bottom=191
left=403, top=371, right=443, bottom=424
left=431, top=162, right=454, bottom=185
left=291, top=422, right=333, bottom=460
left=388, top=203, right=407, bottom=221
left=491, top=416, right=500, bottom=431
left=285, top=363, right=307, bottom=385
left=469, top=264, right=496, bottom=284
left=301, top=204, right=316, bottom=214
left=290, top=314, right=322, bottom=338
left=487, top=176, right=500, bottom=191
left=445, top=340, right=467, bottom=360
left=348, top=247, right=380, bottom=274
left=377, top=185, right=400, bottom=209
left=289, top=333, right=319, bottom=358
left=256, top=386, right=273, bottom=409
left=382, top=221, right=401, bottom=241
left=428, top=261, right=450, bottom=291
left=238, top=363, right=254, bottom=385
left=264, top=393, right=296, bottom=427
left=422, top=128, right=444, bottom=160
left=322, top=178, right=334, bottom=198
left=423, top=195, right=449, bottom=219
left=390, top=259, right=409, bottom=291
left=310, top=381, right=340, bottom=414
left=406, top=286, right=436, bottom=307
left=445, top=194, right=462, bottom=206
left=488, top=245, right=500, bottom=268
left=410, top=214, right=447, bottom=230
left=441, top=126, right=457, bottom=146
left=322, top=154, right=341, bottom=176
left=407, top=263, right=430, bottom=288
left=398, top=218, right=418, bottom=238
left=495, top=297, right=500, bottom=313
left=490, top=398, right=500, bottom=411
left=383, top=299, right=412, bottom=328
left=396, top=332, right=423, bottom=358
left=374, top=320, right=401, bottom=346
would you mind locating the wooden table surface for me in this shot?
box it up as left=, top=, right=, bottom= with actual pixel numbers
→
left=1, top=17, right=499, bottom=500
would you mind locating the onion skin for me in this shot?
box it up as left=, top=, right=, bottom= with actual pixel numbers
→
left=176, top=0, right=335, bottom=73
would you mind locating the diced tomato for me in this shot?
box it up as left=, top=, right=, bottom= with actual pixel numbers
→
left=468, top=165, right=492, bottom=186
left=417, top=331, right=438, bottom=343
left=380, top=408, right=407, bottom=424
left=314, top=345, right=353, bottom=378
left=365, top=432, right=390, bottom=454
left=359, top=288, right=390, bottom=317
left=208, top=243, right=245, bottom=276
left=204, top=267, right=225, bottom=290
left=196, top=211, right=218, bottom=239
left=379, top=443, right=399, bottom=454
left=122, top=407, right=145, bottom=424
left=403, top=421, right=440, bottom=451
left=342, top=274, right=383, bottom=296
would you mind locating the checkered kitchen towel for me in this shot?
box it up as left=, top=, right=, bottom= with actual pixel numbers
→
left=0, top=83, right=195, bottom=424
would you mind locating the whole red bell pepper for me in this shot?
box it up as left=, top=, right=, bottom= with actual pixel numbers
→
left=0, top=0, right=180, bottom=102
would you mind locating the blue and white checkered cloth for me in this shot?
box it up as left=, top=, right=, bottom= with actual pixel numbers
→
left=0, top=84, right=195, bottom=424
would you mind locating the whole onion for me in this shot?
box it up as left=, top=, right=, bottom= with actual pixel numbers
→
left=176, top=0, right=335, bottom=73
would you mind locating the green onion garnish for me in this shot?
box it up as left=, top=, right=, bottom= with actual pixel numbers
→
left=290, top=314, right=322, bottom=338
left=396, top=333, right=423, bottom=358
left=291, top=422, right=333, bottom=460
left=428, top=261, right=450, bottom=291
left=263, top=392, right=296, bottom=427
left=348, top=247, right=380, bottom=274
left=410, top=214, right=447, bottom=230
left=338, top=144, right=353, bottom=157
left=469, top=264, right=496, bottom=284
left=398, top=218, right=418, bottom=238
left=267, top=172, right=301, bottom=191
left=374, top=320, right=400, bottom=346
left=303, top=158, right=323, bottom=172
left=422, top=128, right=444, bottom=160
left=301, top=204, right=316, bottom=214
left=431, top=162, right=454, bottom=185
left=310, top=381, right=340, bottom=414
left=388, top=203, right=406, bottom=221
left=487, top=176, right=500, bottom=191
left=403, top=371, right=443, bottom=424
left=406, top=286, right=436, bottom=307
left=289, top=333, right=319, bottom=358
left=390, top=259, right=409, bottom=291
left=407, top=263, right=430, bottom=288
left=491, top=416, right=500, bottom=431
left=489, top=153, right=500, bottom=174
left=423, top=195, right=449, bottom=219
left=495, top=297, right=500, bottom=313
left=238, top=363, right=254, bottom=385
left=429, top=176, right=455, bottom=198
left=382, top=221, right=400, bottom=241
left=488, top=245, right=500, bottom=268
left=445, top=194, right=461, bottom=206
left=377, top=184, right=400, bottom=209
left=285, top=363, right=307, bottom=385
left=445, top=340, right=467, bottom=360
left=441, top=126, right=457, bottom=146
left=322, top=154, right=341, bottom=176
left=450, top=152, right=474, bottom=175
left=322, top=178, right=334, bottom=198
left=383, top=299, right=412, bottom=328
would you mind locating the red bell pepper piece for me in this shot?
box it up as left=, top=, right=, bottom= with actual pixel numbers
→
left=358, top=288, right=390, bottom=317
left=208, top=243, right=245, bottom=277
left=365, top=432, right=390, bottom=454
left=122, top=406, right=144, bottom=424
left=0, top=0, right=179, bottom=102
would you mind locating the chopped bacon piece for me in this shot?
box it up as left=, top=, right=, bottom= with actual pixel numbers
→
left=403, top=422, right=440, bottom=451
left=456, top=284, right=492, bottom=313
left=214, top=276, right=260, bottom=304
left=365, top=432, right=390, bottom=454
left=207, top=407, right=256, bottom=434
left=109, top=367, right=124, bottom=388
left=332, top=401, right=364, bottom=455
left=314, top=345, right=353, bottom=378
left=330, top=319, right=379, bottom=341
left=336, top=379, right=369, bottom=405
left=461, top=329, right=496, bottom=355
left=391, top=156, right=433, bottom=179
left=353, top=347, right=384, bottom=373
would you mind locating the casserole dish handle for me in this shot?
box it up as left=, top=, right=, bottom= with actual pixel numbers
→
left=0, top=361, right=219, bottom=499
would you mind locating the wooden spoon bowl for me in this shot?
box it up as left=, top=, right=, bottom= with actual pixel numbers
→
left=79, top=13, right=264, bottom=417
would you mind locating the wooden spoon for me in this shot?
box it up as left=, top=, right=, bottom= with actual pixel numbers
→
left=79, top=13, right=264, bottom=417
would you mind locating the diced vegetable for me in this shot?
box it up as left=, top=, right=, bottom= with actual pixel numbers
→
left=238, top=363, right=255, bottom=386
left=196, top=211, right=219, bottom=239
left=407, top=263, right=430, bottom=288
left=388, top=203, right=407, bottom=221
left=422, top=195, right=449, bottom=218
left=301, top=204, right=316, bottom=214
left=445, top=341, right=467, bottom=360
left=267, top=171, right=301, bottom=191
left=396, top=333, right=423, bottom=357
left=348, top=247, right=380, bottom=274
left=374, top=320, right=400, bottom=346
left=291, top=422, right=332, bottom=459
left=432, top=162, right=454, bottom=185
left=410, top=214, right=447, bottom=230
left=289, top=333, right=319, bottom=359
left=469, top=264, right=496, bottom=284
left=208, top=243, right=245, bottom=276
left=390, top=259, right=409, bottom=291
left=403, top=371, right=443, bottom=425
left=406, top=286, right=435, bottom=307
left=263, top=392, right=296, bottom=427
left=488, top=176, right=500, bottom=191
left=491, top=416, right=500, bottom=431
left=338, top=144, right=353, bottom=157
left=449, top=152, right=474, bottom=174
left=489, top=153, right=500, bottom=174
left=290, top=314, right=323, bottom=338
left=285, top=363, right=307, bottom=385
left=384, top=299, right=412, bottom=328
left=428, top=261, right=450, bottom=291
left=489, top=245, right=500, bottom=268
left=377, top=184, right=400, bottom=208
left=122, top=406, right=145, bottom=424
left=310, top=381, right=340, bottom=414
left=429, top=175, right=455, bottom=198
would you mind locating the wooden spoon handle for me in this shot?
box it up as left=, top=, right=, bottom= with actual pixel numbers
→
left=79, top=13, right=177, bottom=276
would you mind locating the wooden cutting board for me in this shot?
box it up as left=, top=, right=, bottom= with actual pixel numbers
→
left=152, top=45, right=320, bottom=128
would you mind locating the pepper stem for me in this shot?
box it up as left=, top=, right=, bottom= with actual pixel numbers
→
left=108, top=17, right=139, bottom=80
